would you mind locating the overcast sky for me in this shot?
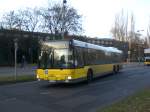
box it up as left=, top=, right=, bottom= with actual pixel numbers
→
left=0, top=0, right=150, bottom=38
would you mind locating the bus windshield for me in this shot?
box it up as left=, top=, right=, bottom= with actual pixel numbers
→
left=145, top=53, right=150, bottom=57
left=38, top=48, right=74, bottom=69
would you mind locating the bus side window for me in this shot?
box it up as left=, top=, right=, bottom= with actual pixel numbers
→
left=74, top=47, right=84, bottom=67
left=83, top=48, right=88, bottom=65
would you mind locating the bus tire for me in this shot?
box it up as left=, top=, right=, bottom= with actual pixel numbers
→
left=117, top=65, right=120, bottom=72
left=113, top=66, right=117, bottom=74
left=87, top=69, right=93, bottom=83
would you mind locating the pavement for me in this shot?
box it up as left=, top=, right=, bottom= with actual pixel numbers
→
left=0, top=65, right=36, bottom=77
left=123, top=62, right=144, bottom=68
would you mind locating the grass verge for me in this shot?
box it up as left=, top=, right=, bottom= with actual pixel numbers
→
left=98, top=89, right=150, bottom=112
left=0, top=75, right=36, bottom=85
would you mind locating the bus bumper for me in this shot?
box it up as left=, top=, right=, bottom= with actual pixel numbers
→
left=37, top=77, right=85, bottom=84
left=144, top=62, right=150, bottom=66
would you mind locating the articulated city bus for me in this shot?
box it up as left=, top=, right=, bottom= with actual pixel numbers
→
left=144, top=48, right=150, bottom=66
left=36, top=39, right=123, bottom=83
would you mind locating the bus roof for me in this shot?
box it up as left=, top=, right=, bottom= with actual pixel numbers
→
left=72, top=39, right=122, bottom=54
left=42, top=39, right=122, bottom=54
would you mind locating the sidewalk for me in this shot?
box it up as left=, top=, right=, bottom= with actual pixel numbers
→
left=123, top=62, right=144, bottom=68
left=0, top=64, right=36, bottom=77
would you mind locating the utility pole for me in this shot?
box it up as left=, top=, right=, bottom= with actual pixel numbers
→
left=14, top=38, right=18, bottom=81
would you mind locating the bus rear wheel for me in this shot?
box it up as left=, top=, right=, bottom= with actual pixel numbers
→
left=113, top=65, right=119, bottom=74
left=87, top=69, right=93, bottom=83
left=117, top=65, right=120, bottom=72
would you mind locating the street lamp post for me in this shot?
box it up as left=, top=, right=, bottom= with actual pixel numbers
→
left=61, top=0, right=67, bottom=39
left=128, top=37, right=132, bottom=63
left=14, top=38, right=18, bottom=81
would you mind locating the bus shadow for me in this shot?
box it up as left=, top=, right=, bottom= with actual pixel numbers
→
left=40, top=81, right=88, bottom=89
left=92, top=73, right=116, bottom=82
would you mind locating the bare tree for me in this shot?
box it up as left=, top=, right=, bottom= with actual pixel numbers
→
left=128, top=13, right=136, bottom=42
left=111, top=10, right=143, bottom=61
left=147, top=19, right=150, bottom=48
left=0, top=2, right=82, bottom=35
left=40, top=3, right=82, bottom=35
left=144, top=36, right=149, bottom=48
left=19, top=8, right=40, bottom=32
left=111, top=9, right=128, bottom=41
left=2, top=11, right=19, bottom=30
left=1, top=10, right=26, bottom=30
left=1, top=8, right=41, bottom=32
left=111, top=10, right=137, bottom=43
left=15, top=10, right=25, bottom=30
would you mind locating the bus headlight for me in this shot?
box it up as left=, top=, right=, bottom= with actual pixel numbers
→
left=67, top=76, right=72, bottom=80
left=36, top=75, right=39, bottom=79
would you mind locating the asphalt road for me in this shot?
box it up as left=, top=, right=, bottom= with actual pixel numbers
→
left=0, top=65, right=150, bottom=112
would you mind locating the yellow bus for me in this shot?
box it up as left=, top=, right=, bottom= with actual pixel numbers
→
left=36, top=39, right=123, bottom=83
left=144, top=48, right=150, bottom=66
